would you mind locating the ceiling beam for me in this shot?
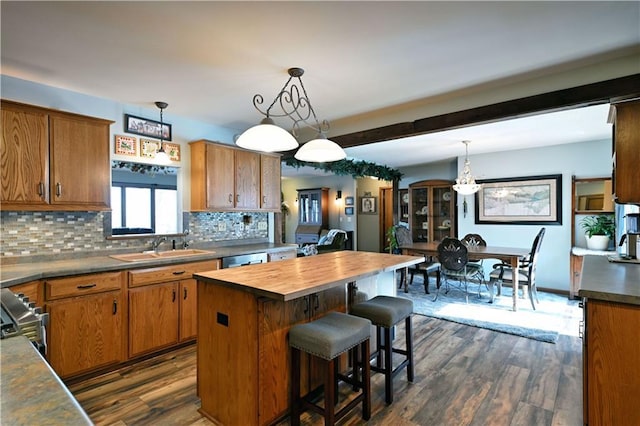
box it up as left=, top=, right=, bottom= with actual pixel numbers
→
left=331, top=73, right=640, bottom=149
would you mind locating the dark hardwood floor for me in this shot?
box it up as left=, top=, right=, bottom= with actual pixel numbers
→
left=68, top=314, right=582, bottom=425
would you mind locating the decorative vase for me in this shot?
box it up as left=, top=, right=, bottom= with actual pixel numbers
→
left=586, top=235, right=610, bottom=251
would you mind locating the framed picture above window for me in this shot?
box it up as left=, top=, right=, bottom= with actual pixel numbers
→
left=474, top=174, right=562, bottom=225
left=359, top=196, right=377, bottom=214
left=125, top=114, right=172, bottom=141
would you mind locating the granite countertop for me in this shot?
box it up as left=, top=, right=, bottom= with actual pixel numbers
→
left=1, top=243, right=297, bottom=288
left=0, top=336, right=92, bottom=425
left=578, top=255, right=640, bottom=305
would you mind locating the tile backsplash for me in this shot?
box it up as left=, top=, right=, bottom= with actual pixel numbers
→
left=1, top=211, right=269, bottom=258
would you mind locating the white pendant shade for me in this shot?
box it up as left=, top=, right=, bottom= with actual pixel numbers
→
left=236, top=118, right=299, bottom=152
left=452, top=183, right=482, bottom=195
left=155, top=148, right=172, bottom=165
left=294, top=137, right=347, bottom=162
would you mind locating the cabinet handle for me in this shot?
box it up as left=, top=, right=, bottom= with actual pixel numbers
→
left=113, top=299, right=117, bottom=315
left=172, top=289, right=176, bottom=302
left=303, top=296, right=309, bottom=314
left=228, top=194, right=233, bottom=203
left=172, top=270, right=186, bottom=275
left=38, top=182, right=45, bottom=197
left=236, top=194, right=240, bottom=203
left=263, top=195, right=267, bottom=204
left=77, top=283, right=97, bottom=290
left=184, top=287, right=188, bottom=300
left=313, top=294, right=319, bottom=311
left=56, top=182, right=62, bottom=197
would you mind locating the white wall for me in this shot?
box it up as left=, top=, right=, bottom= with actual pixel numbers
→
left=454, top=139, right=612, bottom=292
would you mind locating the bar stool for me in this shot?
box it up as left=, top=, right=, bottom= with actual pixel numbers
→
left=350, top=295, right=414, bottom=404
left=289, top=311, right=372, bottom=426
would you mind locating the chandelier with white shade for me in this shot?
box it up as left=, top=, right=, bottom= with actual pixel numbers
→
left=452, top=140, right=481, bottom=195
left=235, top=67, right=346, bottom=163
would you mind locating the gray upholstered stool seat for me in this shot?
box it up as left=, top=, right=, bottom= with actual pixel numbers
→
left=350, top=295, right=415, bottom=405
left=289, top=311, right=372, bottom=426
left=289, top=311, right=371, bottom=360
left=350, top=295, right=413, bottom=328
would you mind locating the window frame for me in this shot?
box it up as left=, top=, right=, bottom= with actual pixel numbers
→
left=111, top=181, right=177, bottom=235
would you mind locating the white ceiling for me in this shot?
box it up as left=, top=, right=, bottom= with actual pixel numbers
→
left=2, top=1, right=638, bottom=174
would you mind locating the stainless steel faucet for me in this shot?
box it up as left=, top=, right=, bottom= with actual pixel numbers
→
left=151, top=236, right=167, bottom=253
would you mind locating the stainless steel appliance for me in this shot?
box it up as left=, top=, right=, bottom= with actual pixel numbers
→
left=1, top=288, right=49, bottom=354
left=619, top=233, right=639, bottom=259
left=221, top=252, right=267, bottom=269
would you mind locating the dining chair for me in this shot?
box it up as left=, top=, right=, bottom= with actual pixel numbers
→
left=393, top=225, right=440, bottom=294
left=488, top=227, right=546, bottom=310
left=436, top=237, right=484, bottom=303
left=461, top=233, right=488, bottom=296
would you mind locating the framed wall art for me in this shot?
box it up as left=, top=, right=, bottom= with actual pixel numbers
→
left=345, top=207, right=354, bottom=215
left=125, top=114, right=172, bottom=141
left=114, top=135, right=137, bottom=156
left=162, top=142, right=181, bottom=162
left=345, top=196, right=354, bottom=206
left=140, top=138, right=161, bottom=158
left=474, top=174, right=562, bottom=225
left=359, top=196, right=377, bottom=214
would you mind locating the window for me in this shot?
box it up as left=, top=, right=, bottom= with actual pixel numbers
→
left=111, top=182, right=177, bottom=235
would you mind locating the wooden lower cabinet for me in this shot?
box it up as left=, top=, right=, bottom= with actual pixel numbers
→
left=128, top=260, right=219, bottom=358
left=44, top=271, right=125, bottom=378
left=129, top=282, right=180, bottom=357
left=583, top=298, right=640, bottom=425
left=198, top=282, right=345, bottom=426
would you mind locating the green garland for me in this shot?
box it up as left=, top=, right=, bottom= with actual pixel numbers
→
left=284, top=158, right=402, bottom=181
left=112, top=161, right=177, bottom=175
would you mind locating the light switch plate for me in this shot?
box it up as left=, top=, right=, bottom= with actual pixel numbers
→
left=258, top=221, right=268, bottom=231
left=217, top=222, right=226, bottom=232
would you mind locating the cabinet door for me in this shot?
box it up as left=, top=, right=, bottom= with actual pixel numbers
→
left=431, top=185, right=454, bottom=242
left=179, top=279, right=197, bottom=341
left=260, top=154, right=281, bottom=210
left=129, top=282, right=179, bottom=357
left=46, top=290, right=124, bottom=378
left=613, top=101, right=640, bottom=203
left=49, top=115, right=110, bottom=208
left=235, top=149, right=260, bottom=209
left=1, top=104, right=49, bottom=206
left=410, top=186, right=429, bottom=242
left=205, top=143, right=235, bottom=209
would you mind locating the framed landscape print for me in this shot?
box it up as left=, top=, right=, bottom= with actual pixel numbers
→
left=475, top=174, right=562, bottom=225
left=114, top=135, right=137, bottom=156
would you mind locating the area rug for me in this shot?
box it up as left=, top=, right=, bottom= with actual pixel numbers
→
left=397, top=276, right=581, bottom=344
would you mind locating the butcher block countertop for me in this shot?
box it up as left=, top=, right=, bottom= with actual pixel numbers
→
left=194, top=250, right=424, bottom=301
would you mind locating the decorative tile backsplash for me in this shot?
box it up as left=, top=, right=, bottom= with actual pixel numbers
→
left=1, top=211, right=269, bottom=258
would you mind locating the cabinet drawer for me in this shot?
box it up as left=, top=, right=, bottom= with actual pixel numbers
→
left=268, top=250, right=297, bottom=262
left=128, top=259, right=220, bottom=287
left=46, top=271, right=123, bottom=300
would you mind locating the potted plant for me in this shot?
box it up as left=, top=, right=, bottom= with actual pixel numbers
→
left=385, top=226, right=399, bottom=254
left=580, top=214, right=615, bottom=250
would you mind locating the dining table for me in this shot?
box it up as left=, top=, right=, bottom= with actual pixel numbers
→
left=399, top=241, right=531, bottom=311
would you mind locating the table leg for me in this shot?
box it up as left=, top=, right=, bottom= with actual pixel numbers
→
left=511, top=256, right=519, bottom=311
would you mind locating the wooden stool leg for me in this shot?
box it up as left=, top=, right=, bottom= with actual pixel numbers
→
left=291, top=348, right=301, bottom=426
left=406, top=316, right=414, bottom=382
left=375, top=326, right=383, bottom=369
left=362, top=340, right=371, bottom=420
left=384, top=326, right=393, bottom=404
left=325, top=358, right=336, bottom=425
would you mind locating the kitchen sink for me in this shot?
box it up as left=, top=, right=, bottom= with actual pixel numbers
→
left=110, top=249, right=214, bottom=262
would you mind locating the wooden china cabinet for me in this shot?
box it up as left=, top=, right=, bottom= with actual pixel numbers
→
left=408, top=180, right=456, bottom=243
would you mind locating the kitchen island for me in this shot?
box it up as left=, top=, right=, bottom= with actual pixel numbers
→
left=194, top=250, right=424, bottom=426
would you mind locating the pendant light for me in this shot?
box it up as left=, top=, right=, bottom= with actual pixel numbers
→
left=452, top=140, right=481, bottom=195
left=155, top=101, right=171, bottom=165
left=236, top=67, right=346, bottom=162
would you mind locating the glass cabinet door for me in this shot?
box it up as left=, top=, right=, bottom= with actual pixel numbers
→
left=410, top=187, right=429, bottom=242
left=431, top=186, right=453, bottom=243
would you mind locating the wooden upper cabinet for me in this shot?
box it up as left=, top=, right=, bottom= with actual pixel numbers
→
left=190, top=139, right=280, bottom=212
left=611, top=100, right=640, bottom=203
left=261, top=154, right=282, bottom=211
left=49, top=114, right=111, bottom=208
left=1, top=100, right=112, bottom=211
left=1, top=103, right=49, bottom=206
